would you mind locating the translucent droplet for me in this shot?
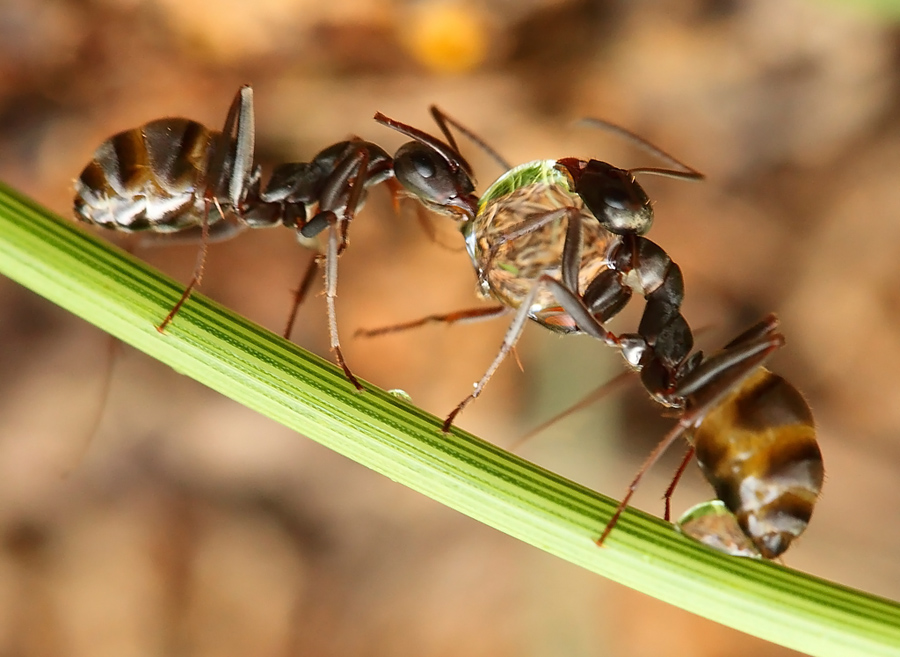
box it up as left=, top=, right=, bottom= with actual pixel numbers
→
left=387, top=389, right=413, bottom=402
left=676, top=500, right=761, bottom=559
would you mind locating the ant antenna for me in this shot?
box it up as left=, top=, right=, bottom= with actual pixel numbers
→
left=577, top=117, right=704, bottom=182
left=375, top=111, right=477, bottom=179
left=429, top=106, right=513, bottom=172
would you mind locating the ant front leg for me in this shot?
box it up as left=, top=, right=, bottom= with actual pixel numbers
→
left=444, top=212, right=619, bottom=432
left=304, top=142, right=373, bottom=250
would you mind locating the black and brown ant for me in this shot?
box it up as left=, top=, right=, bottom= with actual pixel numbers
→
left=74, top=85, right=395, bottom=389
left=369, top=108, right=823, bottom=557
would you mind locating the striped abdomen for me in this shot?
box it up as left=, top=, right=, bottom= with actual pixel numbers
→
left=691, top=368, right=824, bottom=559
left=74, top=118, right=228, bottom=233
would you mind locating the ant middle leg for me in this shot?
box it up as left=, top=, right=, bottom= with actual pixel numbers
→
left=355, top=305, right=509, bottom=338
left=321, top=213, right=362, bottom=390
left=595, top=318, right=786, bottom=547
left=311, top=145, right=376, bottom=390
left=663, top=445, right=696, bottom=522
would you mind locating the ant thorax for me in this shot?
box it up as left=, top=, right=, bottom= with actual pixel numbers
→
left=463, top=160, right=617, bottom=332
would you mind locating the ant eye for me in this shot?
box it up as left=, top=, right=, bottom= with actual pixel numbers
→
left=393, top=142, right=475, bottom=215
left=603, top=187, right=631, bottom=211
left=409, top=149, right=437, bottom=179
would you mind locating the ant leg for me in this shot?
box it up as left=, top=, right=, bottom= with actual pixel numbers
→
left=491, top=208, right=571, bottom=250
left=507, top=368, right=634, bottom=452
left=386, top=177, right=406, bottom=216
left=596, top=415, right=696, bottom=547
left=444, top=209, right=606, bottom=433
left=316, top=143, right=372, bottom=252
left=323, top=214, right=362, bottom=390
left=157, top=197, right=223, bottom=332
left=442, top=273, right=618, bottom=433
left=139, top=217, right=245, bottom=247
left=540, top=212, right=623, bottom=341
left=154, top=88, right=254, bottom=334
left=598, top=319, right=785, bottom=547
left=283, top=253, right=320, bottom=340
left=663, top=445, right=695, bottom=522
left=293, top=143, right=377, bottom=388
left=672, top=318, right=783, bottom=403
left=560, top=208, right=584, bottom=292
left=442, top=289, right=537, bottom=432
left=355, top=305, right=508, bottom=338
left=411, top=203, right=464, bottom=252
left=482, top=207, right=573, bottom=278
left=722, top=313, right=780, bottom=349
left=443, top=203, right=592, bottom=431
left=482, top=206, right=584, bottom=303
left=62, top=333, right=121, bottom=475
left=534, top=275, right=619, bottom=347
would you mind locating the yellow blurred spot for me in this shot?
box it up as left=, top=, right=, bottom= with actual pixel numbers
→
left=401, top=1, right=490, bottom=74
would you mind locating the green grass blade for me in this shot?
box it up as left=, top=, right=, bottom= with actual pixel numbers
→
left=0, top=181, right=898, bottom=657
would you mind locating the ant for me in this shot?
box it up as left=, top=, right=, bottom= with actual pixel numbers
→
left=369, top=108, right=701, bottom=430
left=370, top=108, right=822, bottom=556
left=74, top=85, right=395, bottom=389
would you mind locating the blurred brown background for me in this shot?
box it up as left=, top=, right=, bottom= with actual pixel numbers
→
left=1, top=0, right=900, bottom=655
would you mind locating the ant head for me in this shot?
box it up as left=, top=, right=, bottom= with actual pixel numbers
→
left=558, top=158, right=653, bottom=236
left=374, top=112, right=478, bottom=221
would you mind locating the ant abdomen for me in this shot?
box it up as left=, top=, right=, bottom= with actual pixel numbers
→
left=74, top=118, right=231, bottom=233
left=692, top=369, right=824, bottom=559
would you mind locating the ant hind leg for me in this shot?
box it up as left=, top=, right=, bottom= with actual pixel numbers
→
left=283, top=253, right=320, bottom=341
